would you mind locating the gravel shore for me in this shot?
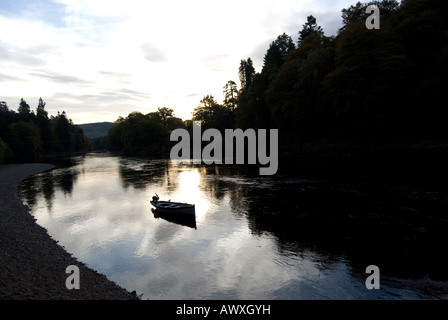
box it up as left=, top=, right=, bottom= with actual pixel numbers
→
left=0, top=163, right=137, bottom=300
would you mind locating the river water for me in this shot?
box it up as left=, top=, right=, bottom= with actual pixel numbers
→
left=18, top=153, right=448, bottom=299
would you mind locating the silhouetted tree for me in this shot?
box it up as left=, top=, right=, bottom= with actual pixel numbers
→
left=298, top=15, right=324, bottom=45
left=35, top=97, right=53, bottom=152
left=156, top=107, right=174, bottom=126
left=0, top=101, right=14, bottom=139
left=238, top=58, right=255, bottom=89
left=53, top=112, right=71, bottom=151
left=17, top=98, right=32, bottom=122
left=0, top=101, right=8, bottom=112
left=223, top=80, right=238, bottom=113
left=8, top=121, right=41, bottom=161
left=264, top=33, right=295, bottom=70
left=192, top=95, right=233, bottom=131
left=0, top=98, right=90, bottom=160
left=36, top=97, right=48, bottom=119
left=107, top=109, right=185, bottom=155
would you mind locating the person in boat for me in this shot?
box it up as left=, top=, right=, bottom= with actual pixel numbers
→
left=152, top=195, right=159, bottom=203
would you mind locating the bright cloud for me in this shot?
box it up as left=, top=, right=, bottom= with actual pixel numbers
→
left=0, top=0, right=355, bottom=124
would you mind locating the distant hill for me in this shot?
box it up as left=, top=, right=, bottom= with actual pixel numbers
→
left=78, top=122, right=116, bottom=139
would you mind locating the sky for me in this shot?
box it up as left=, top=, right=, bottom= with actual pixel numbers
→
left=0, top=0, right=356, bottom=124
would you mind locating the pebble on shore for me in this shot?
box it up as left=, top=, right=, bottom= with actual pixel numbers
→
left=0, top=163, right=138, bottom=300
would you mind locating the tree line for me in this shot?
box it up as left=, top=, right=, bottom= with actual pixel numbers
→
left=111, top=0, right=448, bottom=158
left=107, top=107, right=185, bottom=156
left=0, top=98, right=91, bottom=163
left=178, top=0, right=446, bottom=159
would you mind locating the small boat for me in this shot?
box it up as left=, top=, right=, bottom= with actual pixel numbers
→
left=150, top=194, right=195, bottom=214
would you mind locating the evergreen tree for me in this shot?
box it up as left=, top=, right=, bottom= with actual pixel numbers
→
left=223, top=80, right=238, bottom=114
left=0, top=101, right=14, bottom=139
left=36, top=97, right=48, bottom=119
left=0, top=101, right=8, bottom=112
left=52, top=111, right=74, bottom=152
left=263, top=33, right=295, bottom=70
left=17, top=98, right=32, bottom=121
left=35, top=97, right=53, bottom=152
left=238, top=58, right=255, bottom=89
left=298, top=15, right=324, bottom=45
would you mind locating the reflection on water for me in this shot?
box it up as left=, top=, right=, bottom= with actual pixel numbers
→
left=152, top=209, right=197, bottom=229
left=19, top=153, right=448, bottom=299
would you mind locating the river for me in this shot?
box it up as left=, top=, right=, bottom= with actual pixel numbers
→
left=18, top=153, right=448, bottom=299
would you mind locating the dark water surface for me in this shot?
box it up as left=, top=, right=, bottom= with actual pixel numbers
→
left=18, top=153, right=448, bottom=299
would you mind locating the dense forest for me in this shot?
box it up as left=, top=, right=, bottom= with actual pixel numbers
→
left=107, top=107, right=186, bottom=156
left=0, top=98, right=91, bottom=163
left=107, top=0, right=448, bottom=160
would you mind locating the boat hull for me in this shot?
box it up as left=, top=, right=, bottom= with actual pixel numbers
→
left=152, top=209, right=197, bottom=229
left=150, top=201, right=195, bottom=214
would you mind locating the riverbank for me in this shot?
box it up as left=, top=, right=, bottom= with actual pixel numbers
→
left=0, top=163, right=138, bottom=300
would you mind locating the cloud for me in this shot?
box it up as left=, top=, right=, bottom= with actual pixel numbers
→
left=201, top=54, right=229, bottom=72
left=51, top=88, right=151, bottom=105
left=98, top=70, right=131, bottom=78
left=0, top=73, right=20, bottom=82
left=44, top=90, right=153, bottom=123
left=141, top=43, right=168, bottom=63
left=0, top=43, right=47, bottom=67
left=119, top=88, right=151, bottom=99
left=29, top=72, right=89, bottom=85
